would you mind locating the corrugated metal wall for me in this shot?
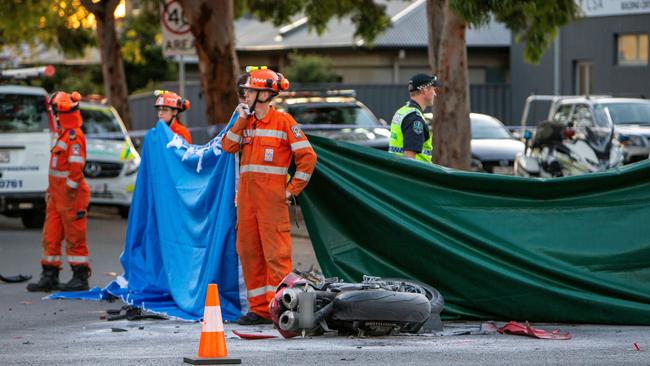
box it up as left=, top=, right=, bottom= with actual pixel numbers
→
left=128, top=82, right=511, bottom=143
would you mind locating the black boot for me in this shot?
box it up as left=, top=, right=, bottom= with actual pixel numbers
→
left=59, top=265, right=90, bottom=292
left=26, top=265, right=60, bottom=292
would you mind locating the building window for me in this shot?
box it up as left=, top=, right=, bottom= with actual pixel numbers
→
left=617, top=33, right=648, bottom=66
left=575, top=61, right=592, bottom=95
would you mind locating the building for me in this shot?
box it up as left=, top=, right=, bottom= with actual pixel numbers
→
left=511, top=0, right=650, bottom=123
left=235, top=0, right=510, bottom=86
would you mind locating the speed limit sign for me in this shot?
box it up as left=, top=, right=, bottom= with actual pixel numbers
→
left=161, top=0, right=195, bottom=56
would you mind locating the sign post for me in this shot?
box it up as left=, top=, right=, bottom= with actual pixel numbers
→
left=160, top=0, right=195, bottom=101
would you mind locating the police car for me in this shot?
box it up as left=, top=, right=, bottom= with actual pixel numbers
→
left=272, top=90, right=390, bottom=150
left=80, top=100, right=140, bottom=218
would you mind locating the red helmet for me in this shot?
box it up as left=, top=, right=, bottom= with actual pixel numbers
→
left=241, top=66, right=290, bottom=93
left=154, top=90, right=190, bottom=111
left=50, top=91, right=81, bottom=114
left=50, top=91, right=82, bottom=129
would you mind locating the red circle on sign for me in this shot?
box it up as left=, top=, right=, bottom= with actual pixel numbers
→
left=162, top=0, right=191, bottom=35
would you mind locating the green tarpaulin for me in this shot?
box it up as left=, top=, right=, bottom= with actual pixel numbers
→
left=300, top=135, right=650, bottom=324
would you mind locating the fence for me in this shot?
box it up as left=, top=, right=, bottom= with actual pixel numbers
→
left=129, top=82, right=511, bottom=143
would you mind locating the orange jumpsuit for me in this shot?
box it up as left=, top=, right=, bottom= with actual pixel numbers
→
left=42, top=124, right=91, bottom=268
left=222, top=107, right=317, bottom=318
left=170, top=119, right=192, bottom=144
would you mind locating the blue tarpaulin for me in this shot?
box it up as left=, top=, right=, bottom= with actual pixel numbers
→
left=50, top=119, right=244, bottom=321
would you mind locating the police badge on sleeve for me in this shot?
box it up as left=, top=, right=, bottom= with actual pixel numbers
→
left=72, top=144, right=81, bottom=155
left=413, top=121, right=424, bottom=135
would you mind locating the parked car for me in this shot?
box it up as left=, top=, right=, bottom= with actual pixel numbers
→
left=423, top=112, right=524, bottom=174
left=470, top=113, right=526, bottom=174
left=272, top=90, right=390, bottom=149
left=80, top=101, right=140, bottom=218
left=528, top=96, right=650, bottom=164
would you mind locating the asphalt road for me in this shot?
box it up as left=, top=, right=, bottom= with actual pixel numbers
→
left=1, top=210, right=649, bottom=365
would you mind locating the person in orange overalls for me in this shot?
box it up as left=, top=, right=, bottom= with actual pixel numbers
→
left=222, top=67, right=317, bottom=325
left=154, top=90, right=192, bottom=143
left=27, top=91, right=92, bottom=292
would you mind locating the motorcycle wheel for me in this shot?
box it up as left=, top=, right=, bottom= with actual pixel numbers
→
left=383, top=278, right=444, bottom=333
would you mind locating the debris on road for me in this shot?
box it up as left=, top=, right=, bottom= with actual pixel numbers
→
left=111, top=327, right=128, bottom=332
left=0, top=274, right=32, bottom=283
left=497, top=321, right=572, bottom=340
left=633, top=343, right=641, bottom=351
left=232, top=330, right=279, bottom=340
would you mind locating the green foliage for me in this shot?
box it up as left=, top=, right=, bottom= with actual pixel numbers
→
left=451, top=0, right=581, bottom=63
left=120, top=2, right=175, bottom=92
left=284, top=53, right=340, bottom=83
left=0, top=1, right=95, bottom=58
left=244, top=0, right=391, bottom=44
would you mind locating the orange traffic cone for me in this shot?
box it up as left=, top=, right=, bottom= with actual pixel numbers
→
left=184, top=284, right=241, bottom=365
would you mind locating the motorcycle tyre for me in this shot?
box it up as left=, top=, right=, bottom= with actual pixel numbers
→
left=383, top=278, right=444, bottom=333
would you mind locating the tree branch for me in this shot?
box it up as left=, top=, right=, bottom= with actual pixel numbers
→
left=79, top=0, right=101, bottom=14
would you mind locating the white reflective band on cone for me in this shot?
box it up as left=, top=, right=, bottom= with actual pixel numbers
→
left=291, top=140, right=312, bottom=151
left=202, top=305, right=224, bottom=332
left=240, top=165, right=288, bottom=175
left=66, top=178, right=79, bottom=189
left=49, top=169, right=69, bottom=178
left=69, top=156, right=85, bottom=164
left=294, top=171, right=312, bottom=181
left=226, top=131, right=241, bottom=143
left=67, top=256, right=89, bottom=262
left=247, top=285, right=276, bottom=298
left=255, top=129, right=287, bottom=140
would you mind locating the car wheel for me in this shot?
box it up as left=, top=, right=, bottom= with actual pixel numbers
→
left=21, top=209, right=45, bottom=229
left=118, top=206, right=130, bottom=219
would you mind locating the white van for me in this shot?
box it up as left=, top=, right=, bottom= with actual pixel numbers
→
left=0, top=85, right=53, bottom=228
left=0, top=89, right=140, bottom=228
left=80, top=101, right=140, bottom=218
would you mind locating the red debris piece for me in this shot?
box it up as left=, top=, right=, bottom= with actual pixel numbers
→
left=232, top=330, right=278, bottom=340
left=497, top=321, right=572, bottom=340
left=633, top=343, right=640, bottom=351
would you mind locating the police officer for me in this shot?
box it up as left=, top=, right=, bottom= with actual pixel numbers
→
left=388, top=74, right=441, bottom=162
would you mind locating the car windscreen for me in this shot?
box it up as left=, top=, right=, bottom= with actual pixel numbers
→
left=80, top=107, right=123, bottom=137
left=287, top=103, right=378, bottom=126
left=0, top=93, right=49, bottom=133
left=471, top=117, right=511, bottom=139
left=601, top=102, right=650, bottom=125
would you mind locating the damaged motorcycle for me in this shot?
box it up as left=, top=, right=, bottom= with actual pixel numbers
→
left=269, top=270, right=444, bottom=338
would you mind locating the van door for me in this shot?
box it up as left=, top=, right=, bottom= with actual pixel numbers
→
left=0, top=91, right=52, bottom=213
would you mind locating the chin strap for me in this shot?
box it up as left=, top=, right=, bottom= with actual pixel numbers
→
left=250, top=90, right=276, bottom=113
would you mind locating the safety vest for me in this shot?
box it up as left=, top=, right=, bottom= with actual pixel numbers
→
left=389, top=104, right=433, bottom=163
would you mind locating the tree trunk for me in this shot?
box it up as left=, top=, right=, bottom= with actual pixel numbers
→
left=81, top=0, right=132, bottom=130
left=179, top=0, right=239, bottom=125
left=426, top=0, right=470, bottom=170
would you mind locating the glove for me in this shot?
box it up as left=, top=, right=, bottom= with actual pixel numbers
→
left=236, top=103, right=250, bottom=118
left=75, top=210, right=86, bottom=220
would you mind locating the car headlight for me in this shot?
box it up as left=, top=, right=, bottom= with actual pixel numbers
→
left=124, top=157, right=140, bottom=176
